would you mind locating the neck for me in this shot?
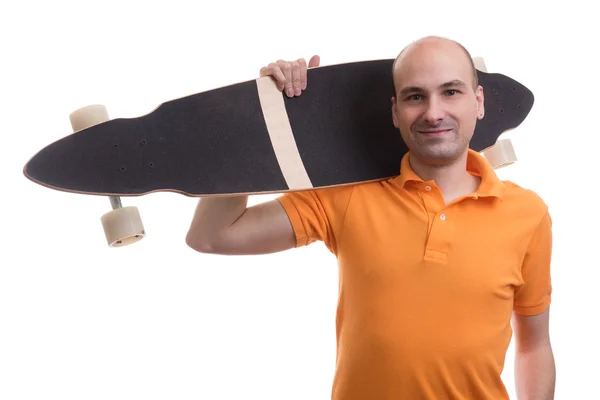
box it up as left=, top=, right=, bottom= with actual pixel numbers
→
left=409, top=150, right=480, bottom=204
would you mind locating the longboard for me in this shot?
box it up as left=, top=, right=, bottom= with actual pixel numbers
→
left=23, top=57, right=534, bottom=247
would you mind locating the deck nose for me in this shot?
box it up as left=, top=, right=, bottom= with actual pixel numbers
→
left=23, top=127, right=104, bottom=193
left=471, top=71, right=535, bottom=152
left=23, top=116, right=142, bottom=195
left=24, top=104, right=117, bottom=193
left=482, top=71, right=535, bottom=122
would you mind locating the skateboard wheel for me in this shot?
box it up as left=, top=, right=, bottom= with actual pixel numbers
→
left=481, top=139, right=517, bottom=169
left=473, top=57, right=487, bottom=72
left=100, top=206, right=145, bottom=247
left=69, top=104, right=110, bottom=132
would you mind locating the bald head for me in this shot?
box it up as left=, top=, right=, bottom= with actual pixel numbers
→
left=388, top=36, right=485, bottom=166
left=392, top=36, right=479, bottom=96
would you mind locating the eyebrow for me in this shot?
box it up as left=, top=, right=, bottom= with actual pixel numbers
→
left=398, top=79, right=468, bottom=95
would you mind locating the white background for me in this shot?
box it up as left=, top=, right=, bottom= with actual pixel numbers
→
left=1, top=0, right=598, bottom=399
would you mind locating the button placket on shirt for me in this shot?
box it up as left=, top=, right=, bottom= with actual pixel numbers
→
left=419, top=183, right=452, bottom=263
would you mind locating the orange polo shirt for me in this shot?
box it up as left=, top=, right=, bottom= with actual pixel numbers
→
left=276, top=149, right=552, bottom=400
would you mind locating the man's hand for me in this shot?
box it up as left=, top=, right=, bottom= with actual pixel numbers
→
left=259, top=55, right=320, bottom=97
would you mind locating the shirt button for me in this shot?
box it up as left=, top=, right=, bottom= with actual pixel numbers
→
left=440, top=213, right=446, bottom=220
left=425, top=185, right=432, bottom=191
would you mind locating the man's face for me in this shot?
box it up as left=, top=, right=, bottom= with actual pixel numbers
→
left=391, top=43, right=484, bottom=165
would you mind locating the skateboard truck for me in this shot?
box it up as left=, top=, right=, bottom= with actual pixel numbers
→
left=69, top=105, right=146, bottom=248
left=472, top=56, right=518, bottom=169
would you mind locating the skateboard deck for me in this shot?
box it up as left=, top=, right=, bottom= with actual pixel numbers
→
left=24, top=58, right=534, bottom=198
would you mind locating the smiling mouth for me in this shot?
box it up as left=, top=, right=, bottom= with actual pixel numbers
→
left=418, top=129, right=453, bottom=136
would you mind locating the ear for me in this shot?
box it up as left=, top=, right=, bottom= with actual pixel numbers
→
left=475, top=85, right=485, bottom=119
left=391, top=96, right=400, bottom=128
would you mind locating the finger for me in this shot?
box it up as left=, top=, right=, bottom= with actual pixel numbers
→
left=297, top=58, right=308, bottom=90
left=280, top=62, right=294, bottom=97
left=308, top=55, right=320, bottom=68
left=259, top=65, right=285, bottom=91
left=259, top=65, right=270, bottom=77
left=291, top=61, right=302, bottom=96
left=260, top=64, right=286, bottom=91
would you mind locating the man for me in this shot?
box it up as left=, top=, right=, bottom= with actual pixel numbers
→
left=186, top=36, right=556, bottom=399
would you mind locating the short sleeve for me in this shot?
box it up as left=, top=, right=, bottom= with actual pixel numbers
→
left=276, top=185, right=354, bottom=254
left=513, top=210, right=553, bottom=315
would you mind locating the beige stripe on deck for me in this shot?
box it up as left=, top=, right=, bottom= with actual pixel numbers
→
left=255, top=77, right=313, bottom=190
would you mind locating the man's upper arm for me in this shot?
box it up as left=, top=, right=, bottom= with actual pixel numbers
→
left=513, top=209, right=553, bottom=316
left=276, top=185, right=354, bottom=253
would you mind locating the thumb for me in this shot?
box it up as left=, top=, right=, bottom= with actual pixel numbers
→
left=308, top=55, right=320, bottom=68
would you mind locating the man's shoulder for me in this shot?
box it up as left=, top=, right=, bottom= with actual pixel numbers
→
left=283, top=182, right=357, bottom=200
left=287, top=178, right=387, bottom=198
left=278, top=182, right=358, bottom=210
left=280, top=178, right=393, bottom=212
left=500, top=179, right=549, bottom=214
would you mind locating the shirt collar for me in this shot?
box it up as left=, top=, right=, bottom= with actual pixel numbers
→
left=394, top=149, right=505, bottom=199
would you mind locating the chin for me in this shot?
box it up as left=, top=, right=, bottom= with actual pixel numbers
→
left=412, top=145, right=468, bottom=165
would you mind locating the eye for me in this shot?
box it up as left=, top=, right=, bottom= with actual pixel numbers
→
left=406, top=94, right=423, bottom=101
left=445, top=89, right=458, bottom=96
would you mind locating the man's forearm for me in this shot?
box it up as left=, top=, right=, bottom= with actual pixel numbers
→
left=515, top=344, right=556, bottom=400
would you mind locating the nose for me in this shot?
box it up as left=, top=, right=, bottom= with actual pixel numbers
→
left=422, top=96, right=446, bottom=125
